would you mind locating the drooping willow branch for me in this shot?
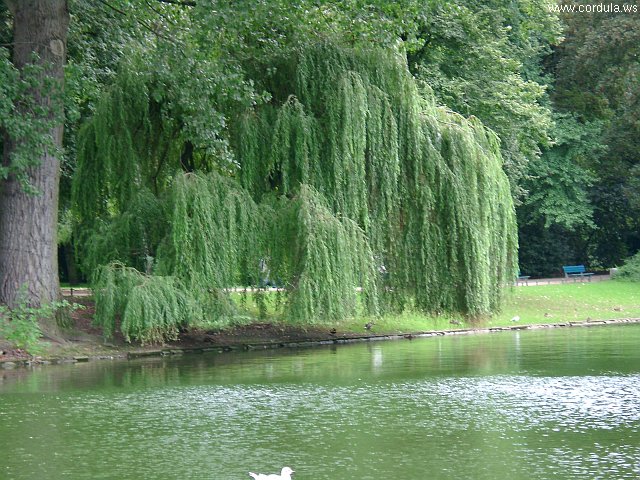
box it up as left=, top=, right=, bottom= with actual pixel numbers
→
left=75, top=42, right=518, bottom=343
left=236, top=44, right=517, bottom=316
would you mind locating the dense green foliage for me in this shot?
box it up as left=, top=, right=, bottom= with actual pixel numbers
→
left=518, top=4, right=640, bottom=275
left=92, top=262, right=197, bottom=344
left=3, top=0, right=638, bottom=342
left=615, top=253, right=640, bottom=282
left=238, top=45, right=518, bottom=317
left=0, top=48, right=61, bottom=193
left=0, top=285, right=80, bottom=353
left=404, top=0, right=561, bottom=199
left=74, top=42, right=517, bottom=342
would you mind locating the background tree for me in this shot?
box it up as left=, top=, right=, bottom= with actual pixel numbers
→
left=519, top=3, right=640, bottom=275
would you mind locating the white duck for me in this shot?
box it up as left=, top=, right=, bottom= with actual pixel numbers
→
left=249, top=467, right=294, bottom=480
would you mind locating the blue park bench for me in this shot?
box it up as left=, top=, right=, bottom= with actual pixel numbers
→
left=562, top=265, right=594, bottom=282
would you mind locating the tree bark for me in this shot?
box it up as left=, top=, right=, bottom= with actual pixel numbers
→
left=0, top=0, right=69, bottom=327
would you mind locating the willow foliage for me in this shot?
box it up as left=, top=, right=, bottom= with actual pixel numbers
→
left=169, top=172, right=260, bottom=287
left=75, top=42, right=518, bottom=343
left=93, top=262, right=198, bottom=344
left=268, top=185, right=378, bottom=323
left=80, top=188, right=166, bottom=275
left=73, top=64, right=178, bottom=222
left=164, top=171, right=263, bottom=324
left=235, top=43, right=518, bottom=317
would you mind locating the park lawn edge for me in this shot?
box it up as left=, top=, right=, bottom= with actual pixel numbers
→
left=2, top=280, right=638, bottom=367
left=0, top=318, right=640, bottom=369
left=2, top=316, right=640, bottom=369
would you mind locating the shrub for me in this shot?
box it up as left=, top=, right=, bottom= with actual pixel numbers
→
left=0, top=287, right=80, bottom=354
left=615, top=252, right=640, bottom=282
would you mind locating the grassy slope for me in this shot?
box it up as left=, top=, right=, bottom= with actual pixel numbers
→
left=494, top=281, right=640, bottom=327
left=4, top=280, right=638, bottom=361
left=224, top=280, right=640, bottom=335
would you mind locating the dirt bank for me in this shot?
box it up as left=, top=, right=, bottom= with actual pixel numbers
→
left=1, top=295, right=639, bottom=368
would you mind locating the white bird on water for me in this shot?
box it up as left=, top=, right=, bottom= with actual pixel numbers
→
left=249, top=467, right=294, bottom=480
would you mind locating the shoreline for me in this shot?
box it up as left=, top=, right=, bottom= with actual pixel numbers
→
left=2, top=316, right=639, bottom=369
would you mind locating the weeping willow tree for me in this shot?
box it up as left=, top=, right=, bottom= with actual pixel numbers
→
left=73, top=42, right=517, bottom=343
left=235, top=43, right=518, bottom=317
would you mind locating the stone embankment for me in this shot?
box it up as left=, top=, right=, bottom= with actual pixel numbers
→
left=2, top=317, right=638, bottom=369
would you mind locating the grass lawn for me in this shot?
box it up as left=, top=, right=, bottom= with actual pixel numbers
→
left=493, top=280, right=640, bottom=327
left=223, top=280, right=640, bottom=335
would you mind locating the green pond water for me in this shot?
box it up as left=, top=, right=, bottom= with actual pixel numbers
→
left=1, top=324, right=639, bottom=480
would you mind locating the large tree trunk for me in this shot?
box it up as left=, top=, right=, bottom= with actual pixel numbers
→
left=0, top=1, right=69, bottom=334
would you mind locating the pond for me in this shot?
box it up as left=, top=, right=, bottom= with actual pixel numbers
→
left=1, top=325, right=639, bottom=479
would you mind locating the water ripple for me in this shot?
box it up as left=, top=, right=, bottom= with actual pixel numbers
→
left=1, top=325, right=640, bottom=479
